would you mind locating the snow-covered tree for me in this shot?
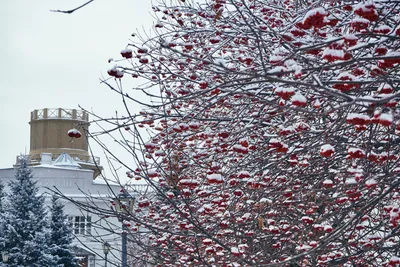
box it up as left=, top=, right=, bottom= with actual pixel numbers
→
left=63, top=0, right=400, bottom=266
left=0, top=182, right=6, bottom=257
left=0, top=182, right=5, bottom=213
left=48, top=194, right=78, bottom=267
left=3, top=156, right=56, bottom=267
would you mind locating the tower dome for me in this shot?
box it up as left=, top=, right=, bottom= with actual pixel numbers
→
left=27, top=108, right=102, bottom=178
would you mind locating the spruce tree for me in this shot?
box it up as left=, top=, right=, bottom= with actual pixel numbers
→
left=4, top=156, right=56, bottom=267
left=0, top=181, right=5, bottom=213
left=49, top=194, right=78, bottom=267
left=0, top=182, right=6, bottom=256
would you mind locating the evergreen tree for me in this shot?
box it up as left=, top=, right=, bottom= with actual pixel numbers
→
left=49, top=194, right=78, bottom=267
left=0, top=182, right=6, bottom=257
left=0, top=181, right=5, bottom=213
left=3, top=156, right=56, bottom=267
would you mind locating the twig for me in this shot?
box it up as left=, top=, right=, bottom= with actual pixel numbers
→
left=50, top=0, right=95, bottom=14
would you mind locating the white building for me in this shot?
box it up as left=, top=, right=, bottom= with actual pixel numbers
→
left=0, top=108, right=129, bottom=267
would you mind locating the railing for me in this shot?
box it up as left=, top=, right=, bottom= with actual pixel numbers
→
left=28, top=153, right=100, bottom=166
left=31, top=108, right=89, bottom=121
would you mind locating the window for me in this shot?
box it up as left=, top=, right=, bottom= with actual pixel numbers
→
left=88, top=256, right=95, bottom=267
left=69, top=216, right=91, bottom=235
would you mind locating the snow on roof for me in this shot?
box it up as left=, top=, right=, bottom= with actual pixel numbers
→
left=52, top=152, right=81, bottom=169
left=32, top=164, right=92, bottom=172
left=92, top=177, right=120, bottom=186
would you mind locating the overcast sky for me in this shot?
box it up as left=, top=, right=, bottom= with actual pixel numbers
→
left=0, top=0, right=154, bottom=176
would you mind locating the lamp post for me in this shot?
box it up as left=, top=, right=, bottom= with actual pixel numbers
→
left=102, top=242, right=111, bottom=267
left=113, top=192, right=135, bottom=267
left=2, top=252, right=9, bottom=265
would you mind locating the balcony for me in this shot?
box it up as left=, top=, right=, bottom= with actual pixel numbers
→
left=28, top=153, right=100, bottom=166
left=31, top=108, right=88, bottom=122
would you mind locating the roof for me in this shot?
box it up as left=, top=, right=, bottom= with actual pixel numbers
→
left=92, top=177, right=120, bottom=186
left=52, top=152, right=81, bottom=169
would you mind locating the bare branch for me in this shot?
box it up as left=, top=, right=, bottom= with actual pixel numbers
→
left=50, top=0, right=95, bottom=14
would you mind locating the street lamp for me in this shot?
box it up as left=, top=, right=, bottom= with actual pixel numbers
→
left=102, top=242, right=111, bottom=267
left=2, top=252, right=9, bottom=264
left=113, top=192, right=135, bottom=267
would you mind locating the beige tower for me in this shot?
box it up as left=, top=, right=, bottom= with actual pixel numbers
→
left=27, top=108, right=103, bottom=178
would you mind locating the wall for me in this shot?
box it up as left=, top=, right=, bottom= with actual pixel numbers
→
left=0, top=165, right=124, bottom=267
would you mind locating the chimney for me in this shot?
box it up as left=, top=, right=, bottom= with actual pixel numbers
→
left=40, top=153, right=52, bottom=165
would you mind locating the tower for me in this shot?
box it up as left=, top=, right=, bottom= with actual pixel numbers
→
left=26, top=108, right=103, bottom=178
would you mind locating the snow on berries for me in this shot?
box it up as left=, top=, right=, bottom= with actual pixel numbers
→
left=333, top=71, right=359, bottom=91
left=138, top=198, right=150, bottom=208
left=198, top=81, right=209, bottom=89
left=322, top=179, right=334, bottom=188
left=188, top=121, right=200, bottom=130
left=107, top=66, right=124, bottom=78
left=374, top=25, right=391, bottom=34
left=354, top=1, right=378, bottom=21
left=388, top=256, right=400, bottom=266
left=350, top=18, right=370, bottom=31
left=268, top=138, right=288, bottom=153
left=278, top=125, right=294, bottom=136
left=209, top=37, right=220, bottom=44
left=237, top=171, right=250, bottom=179
left=291, top=92, right=307, bottom=107
left=378, top=113, right=393, bottom=127
left=320, top=144, right=335, bottom=157
left=231, top=247, right=240, bottom=256
left=322, top=47, right=345, bottom=62
left=346, top=113, right=370, bottom=125
left=232, top=144, right=248, bottom=154
left=365, top=178, right=377, bottom=188
left=348, top=147, right=366, bottom=159
left=178, top=179, right=200, bottom=189
left=67, top=128, right=82, bottom=138
left=377, top=84, right=393, bottom=94
left=147, top=170, right=159, bottom=178
left=270, top=55, right=284, bottom=65
left=302, top=7, right=328, bottom=29
left=301, top=216, right=313, bottom=224
left=275, top=87, right=295, bottom=100
left=343, top=34, right=358, bottom=46
left=137, top=47, right=148, bottom=54
left=207, top=173, right=224, bottom=184
left=120, top=48, right=133, bottom=59
left=139, top=56, right=149, bottom=64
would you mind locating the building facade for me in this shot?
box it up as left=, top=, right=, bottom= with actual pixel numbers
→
left=0, top=108, right=126, bottom=267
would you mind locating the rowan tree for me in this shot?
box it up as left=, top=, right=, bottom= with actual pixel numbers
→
left=69, top=0, right=400, bottom=266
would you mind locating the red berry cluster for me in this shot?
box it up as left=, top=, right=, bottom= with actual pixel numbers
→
left=67, top=129, right=82, bottom=138
left=301, top=9, right=327, bottom=29
left=354, top=4, right=378, bottom=21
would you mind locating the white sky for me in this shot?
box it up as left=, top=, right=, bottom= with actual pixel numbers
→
left=0, top=0, right=154, bottom=177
